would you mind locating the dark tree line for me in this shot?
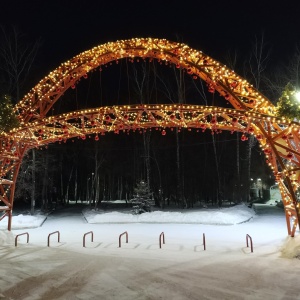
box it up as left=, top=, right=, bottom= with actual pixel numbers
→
left=14, top=120, right=272, bottom=211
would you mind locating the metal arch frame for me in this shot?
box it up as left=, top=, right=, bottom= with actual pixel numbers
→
left=0, top=37, right=299, bottom=236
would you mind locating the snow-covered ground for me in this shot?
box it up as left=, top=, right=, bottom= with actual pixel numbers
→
left=1, top=201, right=300, bottom=299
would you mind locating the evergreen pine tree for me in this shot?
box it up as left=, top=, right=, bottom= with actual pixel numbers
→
left=276, top=83, right=300, bottom=121
left=0, top=94, right=19, bottom=133
left=130, top=180, right=154, bottom=214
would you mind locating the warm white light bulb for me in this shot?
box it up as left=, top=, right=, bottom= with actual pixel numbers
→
left=295, top=91, right=300, bottom=102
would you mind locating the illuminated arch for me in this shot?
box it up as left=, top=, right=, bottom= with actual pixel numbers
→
left=0, top=37, right=299, bottom=236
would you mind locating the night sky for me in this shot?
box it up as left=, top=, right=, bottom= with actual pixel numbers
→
left=1, top=0, right=300, bottom=75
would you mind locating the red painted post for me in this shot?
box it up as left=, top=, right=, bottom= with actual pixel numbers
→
left=246, top=234, right=253, bottom=253
left=8, top=211, right=12, bottom=232
left=83, top=231, right=94, bottom=247
left=203, top=233, right=206, bottom=250
left=119, top=231, right=128, bottom=248
left=48, top=231, right=60, bottom=247
left=159, top=232, right=165, bottom=249
left=15, top=232, right=29, bottom=247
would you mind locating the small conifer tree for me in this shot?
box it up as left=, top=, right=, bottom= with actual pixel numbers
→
left=0, top=94, right=19, bottom=133
left=276, top=83, right=300, bottom=121
left=130, top=180, right=154, bottom=214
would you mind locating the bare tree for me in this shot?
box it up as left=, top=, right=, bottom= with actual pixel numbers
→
left=224, top=34, right=272, bottom=203
left=174, top=67, right=187, bottom=208
left=93, top=144, right=105, bottom=209
left=132, top=62, right=152, bottom=190
left=245, top=33, right=271, bottom=90
left=0, top=26, right=41, bottom=213
left=151, top=62, right=187, bottom=207
left=270, top=45, right=300, bottom=95
left=0, top=26, right=40, bottom=103
left=224, top=49, right=239, bottom=71
left=247, top=34, right=271, bottom=201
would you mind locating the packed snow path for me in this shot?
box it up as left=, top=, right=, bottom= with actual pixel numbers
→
left=1, top=203, right=300, bottom=300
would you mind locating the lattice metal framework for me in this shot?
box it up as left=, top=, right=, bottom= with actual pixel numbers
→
left=0, top=38, right=299, bottom=236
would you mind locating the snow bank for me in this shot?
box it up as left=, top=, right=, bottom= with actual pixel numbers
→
left=0, top=213, right=47, bottom=230
left=281, top=235, right=300, bottom=259
left=85, top=203, right=255, bottom=225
